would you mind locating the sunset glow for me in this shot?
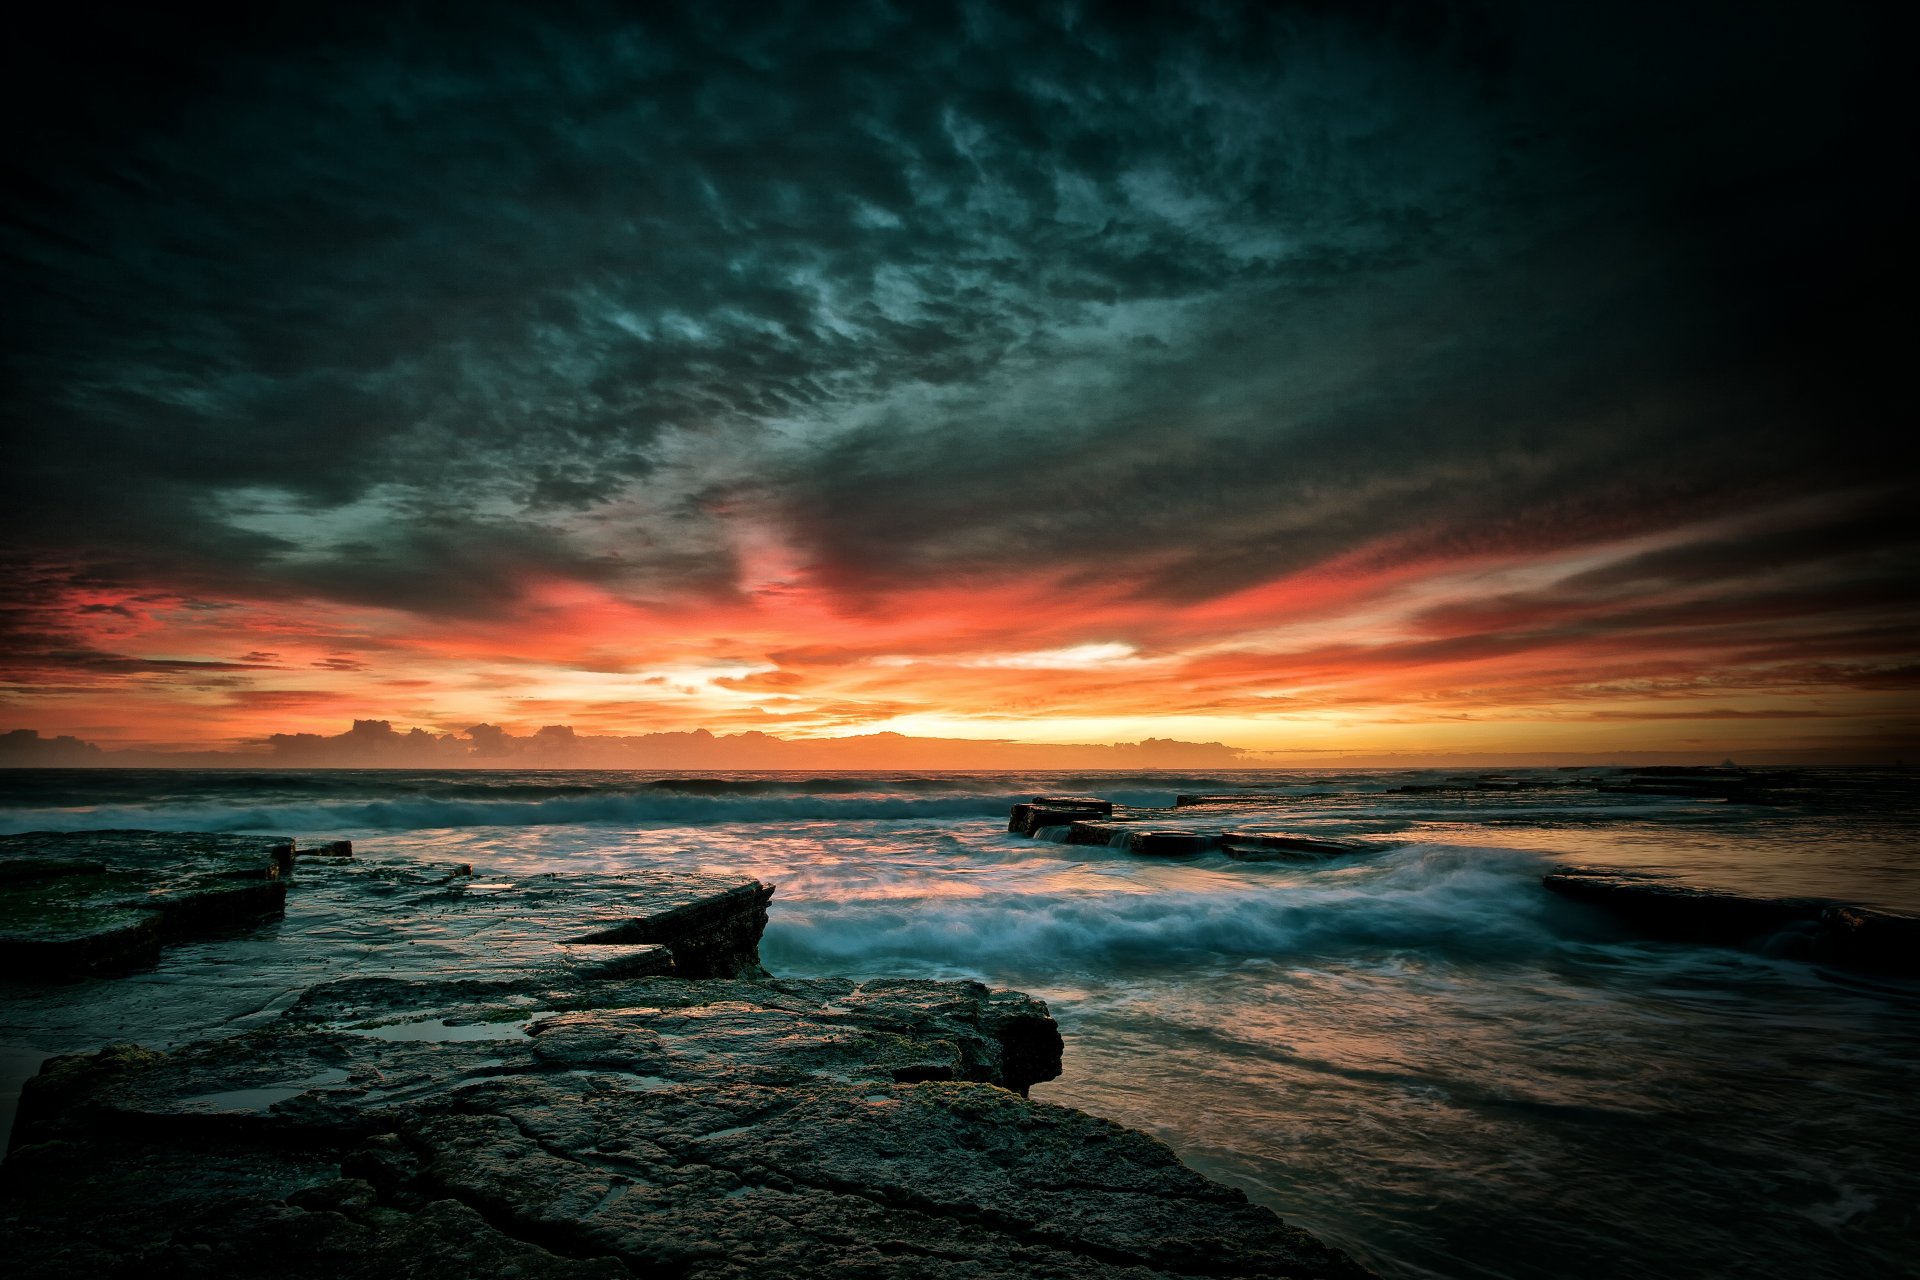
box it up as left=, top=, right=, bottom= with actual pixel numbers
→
left=2, top=5, right=1912, bottom=765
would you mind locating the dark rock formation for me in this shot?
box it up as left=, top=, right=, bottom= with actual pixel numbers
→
left=0, top=831, right=294, bottom=973
left=1807, top=905, right=1920, bottom=976
left=1592, top=767, right=1804, bottom=804
left=564, top=879, right=774, bottom=977
left=1125, top=830, right=1218, bottom=856
left=1008, top=797, right=1113, bottom=836
left=1222, top=832, right=1377, bottom=862
left=1, top=969, right=1367, bottom=1279
left=1175, top=792, right=1291, bottom=806
left=1063, top=819, right=1139, bottom=847
left=0, top=833, right=774, bottom=983
left=1542, top=869, right=1827, bottom=943
left=1543, top=868, right=1920, bottom=973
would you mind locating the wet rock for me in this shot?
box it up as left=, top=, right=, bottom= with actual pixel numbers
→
left=556, top=942, right=676, bottom=981
left=0, top=1138, right=628, bottom=1279
left=294, top=839, right=353, bottom=860
left=1541, top=869, right=1827, bottom=944
left=1063, top=819, right=1139, bottom=847
left=1126, top=830, right=1218, bottom=856
left=0, top=832, right=293, bottom=974
left=1175, top=792, right=1290, bottom=806
left=1538, top=867, right=1920, bottom=972
left=1008, top=797, right=1112, bottom=836
left=1034, top=795, right=1114, bottom=813
left=1807, top=905, right=1920, bottom=976
left=0, top=858, right=108, bottom=883
left=269, top=865, right=775, bottom=981
left=1222, top=832, right=1377, bottom=861
left=3, top=968, right=1369, bottom=1280
left=0, top=892, right=165, bottom=974
left=561, top=878, right=773, bottom=977
left=1593, top=767, right=1803, bottom=804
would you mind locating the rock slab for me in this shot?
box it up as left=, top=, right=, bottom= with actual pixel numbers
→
left=0, top=831, right=296, bottom=973
left=2, top=969, right=1369, bottom=1279
left=1543, top=868, right=1920, bottom=974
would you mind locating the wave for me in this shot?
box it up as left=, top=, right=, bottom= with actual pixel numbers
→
left=765, top=844, right=1574, bottom=977
left=0, top=790, right=1020, bottom=834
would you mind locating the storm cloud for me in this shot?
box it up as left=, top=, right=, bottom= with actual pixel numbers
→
left=2, top=1, right=1913, bottom=752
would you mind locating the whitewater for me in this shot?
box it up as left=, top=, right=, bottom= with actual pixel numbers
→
left=2, top=766, right=1915, bottom=1280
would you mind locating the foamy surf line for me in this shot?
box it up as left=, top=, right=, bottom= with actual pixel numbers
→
left=765, top=845, right=1569, bottom=974
left=0, top=791, right=1019, bottom=833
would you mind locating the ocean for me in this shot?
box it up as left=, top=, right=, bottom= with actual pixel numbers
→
left=1, top=765, right=1915, bottom=1279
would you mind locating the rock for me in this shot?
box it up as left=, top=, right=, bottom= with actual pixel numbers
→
left=1063, top=819, right=1138, bottom=847
left=3, top=969, right=1369, bottom=1279
left=1807, top=905, right=1920, bottom=976
left=0, top=832, right=293, bottom=974
left=559, top=877, right=774, bottom=977
left=1593, top=767, right=1803, bottom=804
left=294, top=838, right=354, bottom=860
left=1033, top=795, right=1115, bottom=813
left=146, top=878, right=288, bottom=939
left=1008, top=798, right=1112, bottom=836
left=0, top=1139, right=629, bottom=1279
left=1542, top=869, right=1827, bottom=944
left=1126, top=830, right=1218, bottom=856
left=0, top=858, right=108, bottom=883
left=1222, top=832, right=1376, bottom=861
left=271, top=864, right=774, bottom=981
left=1, top=837, right=1372, bottom=1278
left=1175, top=793, right=1289, bottom=806
left=0, top=831, right=292, bottom=880
left=555, top=942, right=676, bottom=981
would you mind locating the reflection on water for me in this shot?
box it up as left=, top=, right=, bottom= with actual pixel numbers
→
left=2, top=766, right=1916, bottom=1278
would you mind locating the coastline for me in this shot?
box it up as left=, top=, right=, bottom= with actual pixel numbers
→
left=0, top=828, right=1371, bottom=1279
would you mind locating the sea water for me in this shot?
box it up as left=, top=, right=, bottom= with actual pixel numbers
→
left=1, top=766, right=1915, bottom=1279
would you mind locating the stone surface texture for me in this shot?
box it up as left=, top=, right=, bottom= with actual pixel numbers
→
left=1, top=831, right=1371, bottom=1279
left=0, top=831, right=294, bottom=973
left=3, top=971, right=1366, bottom=1279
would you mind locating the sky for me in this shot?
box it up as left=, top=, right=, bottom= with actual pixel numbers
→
left=2, top=1, right=1914, bottom=764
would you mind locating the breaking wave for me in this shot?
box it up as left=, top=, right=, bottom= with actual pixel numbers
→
left=766, top=844, right=1572, bottom=977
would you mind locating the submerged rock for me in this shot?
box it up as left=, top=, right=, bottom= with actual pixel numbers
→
left=1064, top=819, right=1140, bottom=847
left=1222, top=832, right=1377, bottom=862
left=1541, top=869, right=1826, bottom=943
left=1543, top=868, right=1920, bottom=974
left=1126, top=829, right=1218, bottom=856
left=1175, top=792, right=1292, bottom=806
left=1807, top=905, right=1920, bottom=976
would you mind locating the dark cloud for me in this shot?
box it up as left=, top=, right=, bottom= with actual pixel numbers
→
left=1, top=0, right=1912, bottom=641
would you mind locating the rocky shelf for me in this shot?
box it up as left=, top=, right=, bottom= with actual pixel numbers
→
left=1543, top=867, right=1920, bottom=974
left=1009, top=797, right=1390, bottom=862
left=0, top=831, right=297, bottom=974
left=0, top=831, right=1371, bottom=1279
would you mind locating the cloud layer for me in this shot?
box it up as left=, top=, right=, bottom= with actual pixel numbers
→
left=2, top=2, right=1913, bottom=756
